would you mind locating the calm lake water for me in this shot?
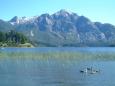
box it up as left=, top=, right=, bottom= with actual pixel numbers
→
left=2, top=47, right=115, bottom=52
left=0, top=47, right=115, bottom=86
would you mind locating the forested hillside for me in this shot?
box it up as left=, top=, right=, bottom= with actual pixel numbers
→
left=0, top=30, right=30, bottom=47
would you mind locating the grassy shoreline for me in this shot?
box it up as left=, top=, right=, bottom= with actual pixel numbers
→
left=0, top=43, right=34, bottom=47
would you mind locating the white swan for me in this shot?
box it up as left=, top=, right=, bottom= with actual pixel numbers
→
left=80, top=67, right=100, bottom=74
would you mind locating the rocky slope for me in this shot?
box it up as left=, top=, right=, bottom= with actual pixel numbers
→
left=0, top=9, right=115, bottom=47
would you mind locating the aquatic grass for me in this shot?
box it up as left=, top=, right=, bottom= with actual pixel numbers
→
left=0, top=50, right=115, bottom=61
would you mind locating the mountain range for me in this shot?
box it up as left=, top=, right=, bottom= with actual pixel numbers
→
left=0, top=9, right=115, bottom=47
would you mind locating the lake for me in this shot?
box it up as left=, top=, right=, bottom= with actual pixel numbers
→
left=0, top=47, right=115, bottom=86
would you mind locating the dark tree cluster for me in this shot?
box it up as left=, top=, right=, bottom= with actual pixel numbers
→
left=0, top=30, right=28, bottom=45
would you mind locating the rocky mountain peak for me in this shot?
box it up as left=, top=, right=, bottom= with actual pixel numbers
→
left=54, top=9, right=72, bottom=18
left=10, top=16, right=19, bottom=24
left=3, top=10, right=115, bottom=47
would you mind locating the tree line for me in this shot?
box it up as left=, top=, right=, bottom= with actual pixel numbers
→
left=0, top=30, right=28, bottom=46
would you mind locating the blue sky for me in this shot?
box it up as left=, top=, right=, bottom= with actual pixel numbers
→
left=0, top=0, right=115, bottom=25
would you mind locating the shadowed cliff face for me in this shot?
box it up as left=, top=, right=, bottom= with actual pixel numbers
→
left=0, top=10, right=115, bottom=46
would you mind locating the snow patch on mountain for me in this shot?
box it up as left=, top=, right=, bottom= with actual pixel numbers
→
left=10, top=16, right=38, bottom=25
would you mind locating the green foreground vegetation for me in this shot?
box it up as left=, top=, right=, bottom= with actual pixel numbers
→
left=0, top=51, right=115, bottom=61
